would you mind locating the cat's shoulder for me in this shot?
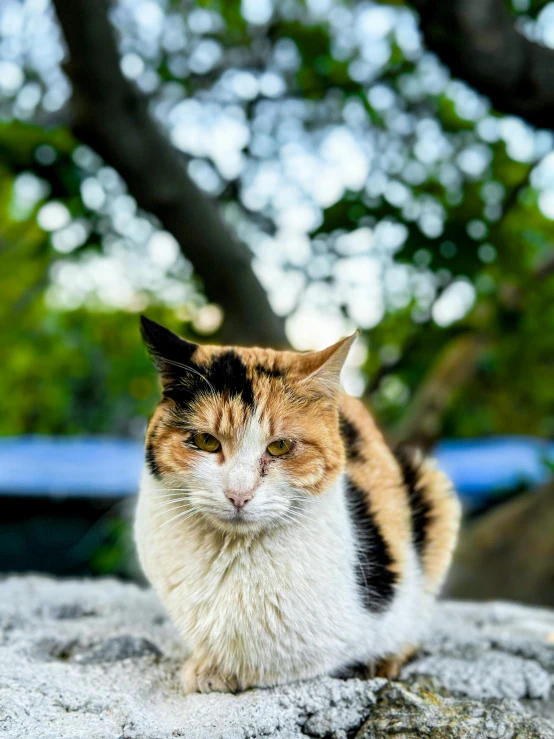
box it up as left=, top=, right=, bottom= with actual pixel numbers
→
left=338, top=392, right=386, bottom=460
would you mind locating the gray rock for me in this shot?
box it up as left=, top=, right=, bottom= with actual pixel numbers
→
left=74, top=635, right=163, bottom=664
left=0, top=576, right=553, bottom=739
left=357, top=683, right=553, bottom=739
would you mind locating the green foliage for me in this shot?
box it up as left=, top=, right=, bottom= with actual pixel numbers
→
left=509, top=0, right=551, bottom=19
left=0, top=120, right=201, bottom=436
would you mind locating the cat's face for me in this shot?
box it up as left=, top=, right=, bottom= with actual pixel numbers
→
left=141, top=317, right=355, bottom=534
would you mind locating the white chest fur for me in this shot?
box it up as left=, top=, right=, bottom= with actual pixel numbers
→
left=135, top=470, right=378, bottom=684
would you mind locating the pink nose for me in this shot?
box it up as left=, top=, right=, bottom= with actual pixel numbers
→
left=226, top=491, right=254, bottom=509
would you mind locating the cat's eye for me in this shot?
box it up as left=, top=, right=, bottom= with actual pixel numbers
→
left=193, top=432, right=221, bottom=453
left=267, top=439, right=292, bottom=457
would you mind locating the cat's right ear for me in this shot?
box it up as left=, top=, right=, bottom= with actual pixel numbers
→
left=140, top=316, right=199, bottom=383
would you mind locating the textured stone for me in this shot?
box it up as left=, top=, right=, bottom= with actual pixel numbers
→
left=0, top=576, right=553, bottom=739
left=357, top=683, right=553, bottom=739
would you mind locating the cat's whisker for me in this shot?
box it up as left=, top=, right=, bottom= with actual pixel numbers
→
left=155, top=492, right=191, bottom=498
left=149, top=489, right=194, bottom=496
left=148, top=495, right=190, bottom=502
left=286, top=497, right=316, bottom=506
left=151, top=501, right=187, bottom=508
left=150, top=486, right=191, bottom=490
left=264, top=503, right=313, bottom=523
left=159, top=507, right=202, bottom=529
left=152, top=502, right=192, bottom=518
left=155, top=513, right=193, bottom=528
left=151, top=501, right=191, bottom=511
left=148, top=492, right=198, bottom=503
left=150, top=488, right=191, bottom=492
left=275, top=512, right=308, bottom=529
left=275, top=509, right=296, bottom=521
left=286, top=505, right=318, bottom=522
left=287, top=513, right=317, bottom=527
left=150, top=490, right=191, bottom=497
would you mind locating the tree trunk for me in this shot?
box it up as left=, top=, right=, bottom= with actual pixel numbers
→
left=411, top=0, right=554, bottom=131
left=391, top=334, right=488, bottom=452
left=52, top=0, right=287, bottom=348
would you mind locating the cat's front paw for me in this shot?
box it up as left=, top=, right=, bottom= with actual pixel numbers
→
left=369, top=644, right=418, bottom=680
left=181, top=656, right=240, bottom=694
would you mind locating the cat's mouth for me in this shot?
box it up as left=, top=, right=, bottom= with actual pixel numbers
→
left=205, top=504, right=270, bottom=533
left=199, top=497, right=295, bottom=533
left=226, top=507, right=258, bottom=524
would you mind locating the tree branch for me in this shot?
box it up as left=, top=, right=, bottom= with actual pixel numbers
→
left=411, top=0, right=554, bottom=130
left=51, top=0, right=287, bottom=348
left=390, top=333, right=489, bottom=452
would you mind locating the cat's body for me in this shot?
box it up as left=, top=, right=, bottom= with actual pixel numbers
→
left=135, top=317, right=460, bottom=692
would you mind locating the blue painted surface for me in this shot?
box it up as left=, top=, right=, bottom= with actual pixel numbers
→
left=0, top=434, right=553, bottom=501
left=434, top=436, right=554, bottom=502
left=0, top=436, right=144, bottom=497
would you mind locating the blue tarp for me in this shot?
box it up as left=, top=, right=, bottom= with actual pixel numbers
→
left=434, top=436, right=554, bottom=501
left=0, top=435, right=553, bottom=503
left=0, top=436, right=144, bottom=498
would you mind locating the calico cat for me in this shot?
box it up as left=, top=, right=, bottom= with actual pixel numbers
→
left=135, top=316, right=460, bottom=693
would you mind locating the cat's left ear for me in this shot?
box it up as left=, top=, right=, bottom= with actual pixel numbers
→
left=298, top=332, right=358, bottom=398
left=140, top=315, right=199, bottom=383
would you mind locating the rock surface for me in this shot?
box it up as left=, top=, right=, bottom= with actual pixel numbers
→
left=0, top=576, right=553, bottom=739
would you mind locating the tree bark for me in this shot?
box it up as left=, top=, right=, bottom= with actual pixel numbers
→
left=390, top=333, right=489, bottom=452
left=51, top=0, right=287, bottom=348
left=411, top=0, right=554, bottom=131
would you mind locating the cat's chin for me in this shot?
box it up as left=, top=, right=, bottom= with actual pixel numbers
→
left=202, top=508, right=280, bottom=535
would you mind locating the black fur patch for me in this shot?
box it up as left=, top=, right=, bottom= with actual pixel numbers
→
left=145, top=440, right=162, bottom=480
left=207, top=351, right=255, bottom=409
left=394, top=446, right=432, bottom=557
left=330, top=661, right=370, bottom=680
left=339, top=413, right=363, bottom=461
left=141, top=317, right=255, bottom=411
left=140, top=315, right=197, bottom=374
left=165, top=352, right=255, bottom=411
left=255, top=364, right=283, bottom=379
left=345, top=477, right=397, bottom=612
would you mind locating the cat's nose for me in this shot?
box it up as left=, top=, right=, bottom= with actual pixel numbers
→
left=225, top=490, right=254, bottom=509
